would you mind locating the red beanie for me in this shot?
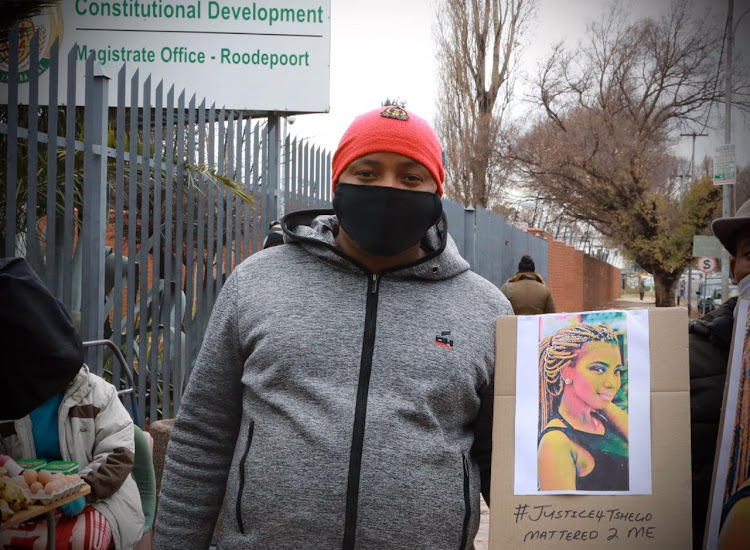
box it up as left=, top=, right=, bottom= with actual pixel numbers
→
left=331, top=106, right=445, bottom=197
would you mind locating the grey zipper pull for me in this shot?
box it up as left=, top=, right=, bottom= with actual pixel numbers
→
left=371, top=274, right=379, bottom=294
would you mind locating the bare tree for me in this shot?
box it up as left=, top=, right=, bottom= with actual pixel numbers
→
left=434, top=0, right=536, bottom=208
left=512, top=0, right=746, bottom=306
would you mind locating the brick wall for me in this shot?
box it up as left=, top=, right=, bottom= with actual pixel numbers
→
left=583, top=254, right=622, bottom=310
left=528, top=229, right=621, bottom=312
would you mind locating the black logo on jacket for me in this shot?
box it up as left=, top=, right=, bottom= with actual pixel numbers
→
left=435, top=331, right=454, bottom=349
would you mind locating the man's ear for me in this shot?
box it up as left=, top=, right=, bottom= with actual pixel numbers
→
left=731, top=256, right=737, bottom=285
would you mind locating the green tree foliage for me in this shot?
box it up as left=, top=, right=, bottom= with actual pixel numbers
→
left=618, top=176, right=720, bottom=294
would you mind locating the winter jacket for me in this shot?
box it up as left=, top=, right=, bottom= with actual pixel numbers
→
left=0, top=366, right=145, bottom=549
left=689, top=296, right=736, bottom=550
left=154, top=210, right=513, bottom=550
left=500, top=272, right=556, bottom=314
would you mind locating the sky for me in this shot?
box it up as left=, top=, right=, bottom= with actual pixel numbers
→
left=289, top=0, right=750, bottom=176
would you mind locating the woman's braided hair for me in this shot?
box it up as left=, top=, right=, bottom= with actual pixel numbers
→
left=538, top=323, right=620, bottom=431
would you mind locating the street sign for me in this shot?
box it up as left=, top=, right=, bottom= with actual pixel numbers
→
left=693, top=235, right=724, bottom=258
left=0, top=1, right=332, bottom=112
left=697, top=257, right=717, bottom=274
left=714, top=144, right=736, bottom=185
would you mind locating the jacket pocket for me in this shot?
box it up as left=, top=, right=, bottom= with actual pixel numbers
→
left=236, top=420, right=255, bottom=535
left=459, top=452, right=471, bottom=549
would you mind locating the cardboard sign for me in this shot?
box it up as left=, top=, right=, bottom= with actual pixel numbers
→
left=705, top=297, right=750, bottom=549
left=490, top=307, right=691, bottom=548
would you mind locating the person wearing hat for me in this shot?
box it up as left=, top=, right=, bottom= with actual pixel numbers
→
left=154, top=106, right=512, bottom=549
left=0, top=257, right=144, bottom=549
left=500, top=254, right=556, bottom=314
left=689, top=199, right=750, bottom=549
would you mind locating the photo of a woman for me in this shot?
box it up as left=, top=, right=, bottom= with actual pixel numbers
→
left=537, top=323, right=629, bottom=491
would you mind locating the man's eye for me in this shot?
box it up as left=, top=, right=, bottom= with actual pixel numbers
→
left=404, top=174, right=423, bottom=182
left=356, top=171, right=375, bottom=178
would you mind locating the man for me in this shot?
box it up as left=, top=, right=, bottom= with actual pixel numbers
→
left=154, top=106, right=512, bottom=549
left=500, top=255, right=556, bottom=314
left=689, top=198, right=750, bottom=549
left=639, top=276, right=646, bottom=300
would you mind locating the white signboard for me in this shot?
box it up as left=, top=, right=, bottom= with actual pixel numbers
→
left=714, top=144, right=736, bottom=186
left=697, top=257, right=717, bottom=274
left=0, top=1, right=331, bottom=113
left=693, top=235, right=724, bottom=258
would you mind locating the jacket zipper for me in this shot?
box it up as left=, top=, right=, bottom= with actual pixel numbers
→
left=236, top=420, right=255, bottom=535
left=459, top=453, right=471, bottom=550
left=342, top=273, right=381, bottom=550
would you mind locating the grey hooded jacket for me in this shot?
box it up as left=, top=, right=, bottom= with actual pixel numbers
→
left=154, top=211, right=512, bottom=550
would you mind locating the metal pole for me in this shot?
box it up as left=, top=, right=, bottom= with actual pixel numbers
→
left=267, top=114, right=281, bottom=223
left=81, top=55, right=110, bottom=370
left=722, top=0, right=734, bottom=301
left=464, top=206, right=476, bottom=271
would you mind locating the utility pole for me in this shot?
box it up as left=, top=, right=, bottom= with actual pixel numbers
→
left=681, top=132, right=708, bottom=316
left=721, top=0, right=734, bottom=303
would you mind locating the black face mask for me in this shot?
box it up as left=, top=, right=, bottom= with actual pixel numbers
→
left=333, top=183, right=443, bottom=257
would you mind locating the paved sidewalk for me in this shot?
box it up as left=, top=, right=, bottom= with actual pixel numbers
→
left=613, top=295, right=657, bottom=309
left=474, top=497, right=490, bottom=549
left=613, top=295, right=701, bottom=317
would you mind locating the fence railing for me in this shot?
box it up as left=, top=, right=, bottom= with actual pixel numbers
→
left=1, top=26, right=547, bottom=426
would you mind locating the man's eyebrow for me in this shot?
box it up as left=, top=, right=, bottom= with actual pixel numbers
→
left=398, top=160, right=426, bottom=168
left=349, top=159, right=382, bottom=167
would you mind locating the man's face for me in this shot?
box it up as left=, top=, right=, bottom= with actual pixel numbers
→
left=338, top=152, right=438, bottom=194
left=731, top=230, right=750, bottom=284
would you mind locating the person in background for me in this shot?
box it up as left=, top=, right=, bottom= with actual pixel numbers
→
left=154, top=106, right=512, bottom=549
left=679, top=278, right=686, bottom=306
left=690, top=198, right=750, bottom=549
left=500, top=255, right=556, bottom=314
left=0, top=257, right=144, bottom=550
left=639, top=276, right=646, bottom=301
left=262, top=221, right=284, bottom=250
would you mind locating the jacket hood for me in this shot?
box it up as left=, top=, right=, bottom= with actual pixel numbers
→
left=0, top=257, right=84, bottom=419
left=507, top=272, right=545, bottom=284
left=281, top=209, right=469, bottom=280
